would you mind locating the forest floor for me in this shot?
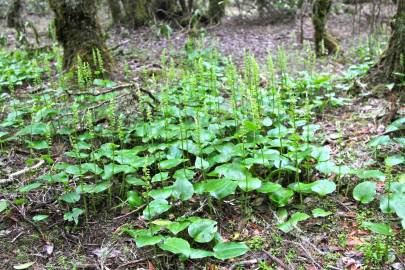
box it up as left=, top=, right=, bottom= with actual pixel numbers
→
left=1, top=3, right=404, bottom=270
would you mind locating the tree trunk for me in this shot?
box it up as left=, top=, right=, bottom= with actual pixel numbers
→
left=208, top=0, right=225, bottom=23
left=122, top=0, right=151, bottom=28
left=48, top=0, right=112, bottom=73
left=7, top=0, right=23, bottom=29
left=152, top=0, right=178, bottom=20
left=363, top=0, right=405, bottom=86
left=107, top=0, right=122, bottom=26
left=312, top=0, right=339, bottom=55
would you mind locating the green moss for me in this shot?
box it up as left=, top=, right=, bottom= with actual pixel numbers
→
left=312, top=0, right=339, bottom=55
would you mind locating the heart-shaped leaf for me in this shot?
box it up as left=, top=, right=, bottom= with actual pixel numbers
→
left=362, top=221, right=393, bottom=236
left=269, top=188, right=294, bottom=207
left=143, top=199, right=171, bottom=220
left=213, top=242, right=249, bottom=260
left=312, top=208, right=332, bottom=217
left=159, top=237, right=191, bottom=257
left=188, top=219, right=217, bottom=243
left=60, top=192, right=81, bottom=203
left=311, top=180, right=336, bottom=196
left=172, top=178, right=194, bottom=201
left=201, top=179, right=238, bottom=199
left=353, top=181, right=376, bottom=204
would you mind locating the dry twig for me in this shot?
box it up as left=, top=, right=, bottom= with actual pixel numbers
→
left=0, top=159, right=45, bottom=186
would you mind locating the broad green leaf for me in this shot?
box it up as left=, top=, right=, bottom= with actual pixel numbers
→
left=355, top=169, right=385, bottom=181
left=172, top=178, right=194, bottom=201
left=385, top=155, right=404, bottom=167
left=213, top=242, right=249, bottom=260
left=152, top=172, right=169, bottom=182
left=315, top=161, right=336, bottom=175
left=81, top=163, right=103, bottom=175
left=63, top=208, right=84, bottom=225
left=60, top=192, right=81, bottom=203
left=17, top=123, right=49, bottom=136
left=166, top=221, right=191, bottom=235
left=188, top=219, right=217, bottom=243
left=201, top=179, right=238, bottom=199
left=368, top=135, right=391, bottom=147
left=135, top=235, right=164, bottom=248
left=149, top=186, right=173, bottom=200
left=159, top=237, right=191, bottom=257
left=159, top=159, right=188, bottom=170
left=288, top=182, right=314, bottom=194
left=238, top=177, right=262, bottom=192
left=126, top=176, right=147, bottom=186
left=0, top=200, right=8, bottom=213
left=13, top=262, right=35, bottom=269
left=312, top=208, right=332, bottom=217
left=362, top=221, right=393, bottom=236
left=127, top=191, right=144, bottom=207
left=277, top=212, right=310, bottom=233
left=257, top=182, right=282, bottom=193
left=213, top=163, right=248, bottom=180
left=262, top=117, right=273, bottom=127
left=353, top=181, right=376, bottom=204
left=195, top=157, right=210, bottom=170
left=143, top=199, right=171, bottom=220
left=385, top=118, right=405, bottom=133
left=19, top=182, right=42, bottom=193
left=102, top=164, right=136, bottom=180
left=28, top=140, right=49, bottom=150
left=190, top=248, right=214, bottom=259
left=269, top=188, right=294, bottom=207
left=311, top=180, right=336, bottom=196
left=173, top=169, right=195, bottom=181
left=32, top=215, right=49, bottom=222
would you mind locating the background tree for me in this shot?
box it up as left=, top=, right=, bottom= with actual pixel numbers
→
left=6, top=0, right=23, bottom=29
left=363, top=0, right=405, bottom=86
left=107, top=0, right=122, bottom=26
left=208, top=0, right=226, bottom=23
left=312, top=0, right=339, bottom=55
left=48, top=0, right=112, bottom=73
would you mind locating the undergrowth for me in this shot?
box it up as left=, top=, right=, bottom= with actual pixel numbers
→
left=0, top=36, right=403, bottom=264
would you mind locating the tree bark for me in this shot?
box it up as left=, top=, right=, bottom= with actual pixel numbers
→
left=48, top=0, right=112, bottom=73
left=363, top=0, right=405, bottom=86
left=107, top=0, right=122, bottom=26
left=122, top=0, right=151, bottom=28
left=208, top=0, right=225, bottom=23
left=312, top=0, right=339, bottom=55
left=7, top=0, right=23, bottom=29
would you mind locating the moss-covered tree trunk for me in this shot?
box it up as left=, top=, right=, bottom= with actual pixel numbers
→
left=312, top=0, right=339, bottom=55
left=152, top=0, right=178, bottom=20
left=107, top=0, right=122, bottom=26
left=363, top=0, right=405, bottom=86
left=7, top=0, right=23, bottom=29
left=48, top=0, right=112, bottom=73
left=122, top=0, right=151, bottom=28
left=208, top=0, right=226, bottom=23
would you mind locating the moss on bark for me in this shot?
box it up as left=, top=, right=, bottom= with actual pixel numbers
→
left=48, top=0, right=112, bottom=74
left=7, top=0, right=23, bottom=29
left=363, top=0, right=405, bottom=86
left=208, top=0, right=225, bottom=23
left=312, top=0, right=339, bottom=55
left=107, top=0, right=122, bottom=26
left=122, top=0, right=151, bottom=28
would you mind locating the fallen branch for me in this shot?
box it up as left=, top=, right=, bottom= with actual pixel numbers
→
left=73, top=83, right=158, bottom=103
left=263, top=251, right=293, bottom=270
left=0, top=159, right=45, bottom=187
left=113, top=204, right=146, bottom=220
left=229, top=259, right=260, bottom=270
left=117, top=255, right=166, bottom=269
